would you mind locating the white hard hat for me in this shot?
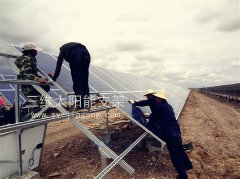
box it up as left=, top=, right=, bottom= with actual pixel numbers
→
left=22, top=42, right=43, bottom=51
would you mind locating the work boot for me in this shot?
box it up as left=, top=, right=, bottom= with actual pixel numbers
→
left=177, top=172, right=188, bottom=179
left=183, top=142, right=193, bottom=151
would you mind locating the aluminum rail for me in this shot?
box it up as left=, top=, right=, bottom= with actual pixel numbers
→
left=0, top=79, right=53, bottom=86
left=0, top=52, right=19, bottom=58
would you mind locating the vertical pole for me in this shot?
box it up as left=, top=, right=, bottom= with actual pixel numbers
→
left=17, top=130, right=23, bottom=177
left=100, top=154, right=108, bottom=179
left=106, top=109, right=109, bottom=133
left=15, top=74, right=23, bottom=176
left=15, top=83, right=20, bottom=123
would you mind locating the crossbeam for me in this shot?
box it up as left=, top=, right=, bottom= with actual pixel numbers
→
left=0, top=52, right=19, bottom=59
left=0, top=79, right=52, bottom=86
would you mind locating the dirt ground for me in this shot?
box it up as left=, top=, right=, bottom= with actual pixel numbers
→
left=37, top=91, right=240, bottom=179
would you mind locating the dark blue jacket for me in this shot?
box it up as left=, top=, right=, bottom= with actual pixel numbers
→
left=53, top=42, right=90, bottom=81
left=133, top=97, right=157, bottom=114
left=154, top=101, right=181, bottom=136
left=134, top=99, right=181, bottom=136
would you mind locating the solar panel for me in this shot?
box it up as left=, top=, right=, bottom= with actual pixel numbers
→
left=11, top=45, right=189, bottom=121
left=0, top=75, right=15, bottom=90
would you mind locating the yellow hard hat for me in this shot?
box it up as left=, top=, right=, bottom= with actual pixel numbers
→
left=143, top=89, right=156, bottom=96
left=153, top=90, right=167, bottom=100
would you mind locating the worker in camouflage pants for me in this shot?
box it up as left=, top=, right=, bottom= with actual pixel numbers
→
left=15, top=42, right=50, bottom=120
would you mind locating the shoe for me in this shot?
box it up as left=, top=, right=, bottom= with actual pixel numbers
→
left=183, top=142, right=193, bottom=151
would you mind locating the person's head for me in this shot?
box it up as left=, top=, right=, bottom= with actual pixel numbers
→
left=153, top=90, right=167, bottom=103
left=22, top=42, right=42, bottom=57
left=143, top=89, right=156, bottom=100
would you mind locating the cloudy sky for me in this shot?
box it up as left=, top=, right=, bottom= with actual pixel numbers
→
left=0, top=0, right=239, bottom=88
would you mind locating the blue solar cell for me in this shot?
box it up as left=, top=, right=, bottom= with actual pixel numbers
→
left=0, top=75, right=14, bottom=90
left=89, top=66, right=115, bottom=92
left=0, top=91, right=26, bottom=105
left=91, top=66, right=127, bottom=91
left=103, top=69, right=140, bottom=91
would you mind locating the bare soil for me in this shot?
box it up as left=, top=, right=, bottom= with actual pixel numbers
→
left=37, top=91, right=240, bottom=179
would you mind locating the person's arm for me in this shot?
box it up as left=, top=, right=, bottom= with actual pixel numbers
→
left=132, top=99, right=150, bottom=106
left=52, top=50, right=64, bottom=81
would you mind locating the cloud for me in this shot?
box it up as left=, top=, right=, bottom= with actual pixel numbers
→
left=217, top=18, right=240, bottom=32
left=0, top=0, right=239, bottom=88
left=135, top=53, right=163, bottom=63
left=114, top=41, right=145, bottom=52
left=229, top=58, right=240, bottom=68
left=116, top=16, right=149, bottom=23
left=194, top=0, right=240, bottom=32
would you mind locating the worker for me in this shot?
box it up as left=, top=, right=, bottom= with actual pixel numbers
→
left=49, top=42, right=91, bottom=110
left=15, top=42, right=50, bottom=118
left=152, top=91, right=192, bottom=179
left=130, top=90, right=192, bottom=178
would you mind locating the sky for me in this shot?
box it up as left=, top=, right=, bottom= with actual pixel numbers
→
left=0, top=0, right=239, bottom=88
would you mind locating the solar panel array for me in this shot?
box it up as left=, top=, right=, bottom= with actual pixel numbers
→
left=0, top=45, right=190, bottom=121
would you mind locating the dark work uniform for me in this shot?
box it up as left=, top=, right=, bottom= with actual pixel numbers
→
left=133, top=97, right=158, bottom=130
left=53, top=42, right=91, bottom=108
left=134, top=100, right=192, bottom=179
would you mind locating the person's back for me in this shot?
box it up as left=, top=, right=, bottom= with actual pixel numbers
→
left=154, top=101, right=181, bottom=136
left=15, top=54, right=39, bottom=81
left=59, top=42, right=87, bottom=62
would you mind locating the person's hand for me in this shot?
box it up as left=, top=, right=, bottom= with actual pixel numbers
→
left=129, top=99, right=135, bottom=104
left=48, top=73, right=54, bottom=78
left=39, top=78, right=47, bottom=84
left=143, top=113, right=150, bottom=119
